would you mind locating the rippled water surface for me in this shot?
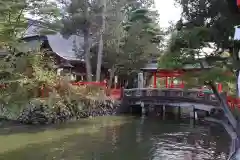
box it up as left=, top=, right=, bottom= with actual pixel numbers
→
left=0, top=116, right=230, bottom=160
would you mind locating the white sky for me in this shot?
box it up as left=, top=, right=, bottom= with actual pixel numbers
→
left=154, top=0, right=182, bottom=28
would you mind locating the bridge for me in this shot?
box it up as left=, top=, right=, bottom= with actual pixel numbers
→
left=120, top=88, right=224, bottom=115
left=119, top=87, right=240, bottom=159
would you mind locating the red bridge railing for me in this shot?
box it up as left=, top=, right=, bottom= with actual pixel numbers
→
left=1, top=81, right=240, bottom=106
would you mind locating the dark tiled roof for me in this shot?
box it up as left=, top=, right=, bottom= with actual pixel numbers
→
left=141, top=60, right=212, bottom=71
left=23, top=19, right=85, bottom=61
left=141, top=62, right=158, bottom=70
left=46, top=33, right=84, bottom=61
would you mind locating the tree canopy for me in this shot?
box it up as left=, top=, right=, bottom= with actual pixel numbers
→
left=57, top=0, right=162, bottom=82
left=158, top=0, right=240, bottom=96
left=0, top=0, right=163, bottom=88
left=102, top=7, right=162, bottom=74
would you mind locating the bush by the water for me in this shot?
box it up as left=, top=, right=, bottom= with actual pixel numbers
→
left=17, top=97, right=117, bottom=125
left=0, top=84, right=118, bottom=125
left=0, top=53, right=119, bottom=125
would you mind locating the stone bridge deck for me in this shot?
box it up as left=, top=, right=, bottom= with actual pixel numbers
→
left=121, top=88, right=220, bottom=112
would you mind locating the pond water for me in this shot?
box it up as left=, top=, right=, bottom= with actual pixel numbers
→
left=0, top=116, right=230, bottom=160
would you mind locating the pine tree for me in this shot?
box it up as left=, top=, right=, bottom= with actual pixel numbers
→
left=60, top=0, right=102, bottom=82
left=158, top=0, right=240, bottom=97
left=99, top=2, right=163, bottom=88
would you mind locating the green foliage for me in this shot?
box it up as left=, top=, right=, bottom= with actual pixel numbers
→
left=158, top=26, right=236, bottom=92
left=56, top=0, right=162, bottom=80
left=0, top=0, right=60, bottom=110
left=100, top=1, right=162, bottom=77
left=123, top=8, right=162, bottom=43
left=0, top=0, right=27, bottom=50
left=0, top=52, right=58, bottom=106
left=0, top=0, right=61, bottom=50
left=158, top=0, right=240, bottom=94
left=173, top=0, right=240, bottom=69
left=0, top=0, right=113, bottom=120
left=158, top=53, right=183, bottom=69
left=60, top=0, right=99, bottom=37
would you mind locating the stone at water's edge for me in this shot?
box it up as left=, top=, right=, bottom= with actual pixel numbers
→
left=1, top=99, right=118, bottom=125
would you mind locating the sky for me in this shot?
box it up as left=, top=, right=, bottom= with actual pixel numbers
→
left=154, top=0, right=182, bottom=28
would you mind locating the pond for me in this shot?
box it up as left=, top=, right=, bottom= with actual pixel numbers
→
left=0, top=116, right=230, bottom=160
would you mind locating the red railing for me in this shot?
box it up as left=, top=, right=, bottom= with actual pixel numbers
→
left=71, top=81, right=107, bottom=87
left=70, top=82, right=240, bottom=108
left=1, top=81, right=240, bottom=105
left=227, top=96, right=240, bottom=108
left=71, top=81, right=122, bottom=99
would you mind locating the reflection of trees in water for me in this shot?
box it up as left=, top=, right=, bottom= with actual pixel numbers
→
left=0, top=119, right=230, bottom=160
left=99, top=119, right=152, bottom=160
left=140, top=121, right=229, bottom=160
left=186, top=125, right=230, bottom=160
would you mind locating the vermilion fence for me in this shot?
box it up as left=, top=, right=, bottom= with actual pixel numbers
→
left=227, top=96, right=240, bottom=108
left=71, top=81, right=107, bottom=86
left=70, top=82, right=240, bottom=107
left=1, top=81, right=240, bottom=105
left=71, top=81, right=122, bottom=99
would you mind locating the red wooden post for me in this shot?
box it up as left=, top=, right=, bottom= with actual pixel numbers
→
left=217, top=83, right=222, bottom=92
left=165, top=76, right=168, bottom=88
left=158, top=72, right=161, bottom=88
left=171, top=77, right=174, bottom=88
left=41, top=84, right=44, bottom=98
left=238, top=0, right=240, bottom=7
left=180, top=80, right=184, bottom=88
left=171, top=77, right=175, bottom=88
left=153, top=72, right=157, bottom=88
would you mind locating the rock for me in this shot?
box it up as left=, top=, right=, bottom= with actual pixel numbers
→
left=17, top=103, right=54, bottom=125
left=16, top=98, right=118, bottom=125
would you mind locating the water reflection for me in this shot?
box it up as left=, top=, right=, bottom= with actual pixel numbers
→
left=0, top=117, right=230, bottom=160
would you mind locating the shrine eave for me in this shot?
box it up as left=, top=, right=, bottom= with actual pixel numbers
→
left=140, top=67, right=212, bottom=73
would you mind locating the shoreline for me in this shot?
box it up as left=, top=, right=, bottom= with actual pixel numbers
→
left=0, top=98, right=121, bottom=126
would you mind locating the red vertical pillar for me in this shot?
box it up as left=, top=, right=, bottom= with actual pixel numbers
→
left=158, top=72, right=161, bottom=88
left=165, top=76, right=168, bottom=88
left=170, top=77, right=173, bottom=88
left=41, top=84, right=44, bottom=98
left=153, top=72, right=157, bottom=88
left=238, top=0, right=240, bottom=8
left=217, top=83, right=222, bottom=92
left=180, top=80, right=184, bottom=88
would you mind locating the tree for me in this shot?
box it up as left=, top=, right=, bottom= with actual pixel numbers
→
left=158, top=4, right=240, bottom=131
left=0, top=0, right=62, bottom=112
left=95, top=0, right=106, bottom=82
left=0, top=0, right=60, bottom=51
left=52, top=0, right=161, bottom=84
left=99, top=3, right=163, bottom=87
left=158, top=0, right=240, bottom=97
left=59, top=0, right=102, bottom=82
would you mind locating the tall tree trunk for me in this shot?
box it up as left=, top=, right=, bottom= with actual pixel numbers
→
left=83, top=29, right=92, bottom=82
left=83, top=0, right=92, bottom=82
left=106, top=66, right=115, bottom=95
left=96, top=0, right=106, bottom=82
